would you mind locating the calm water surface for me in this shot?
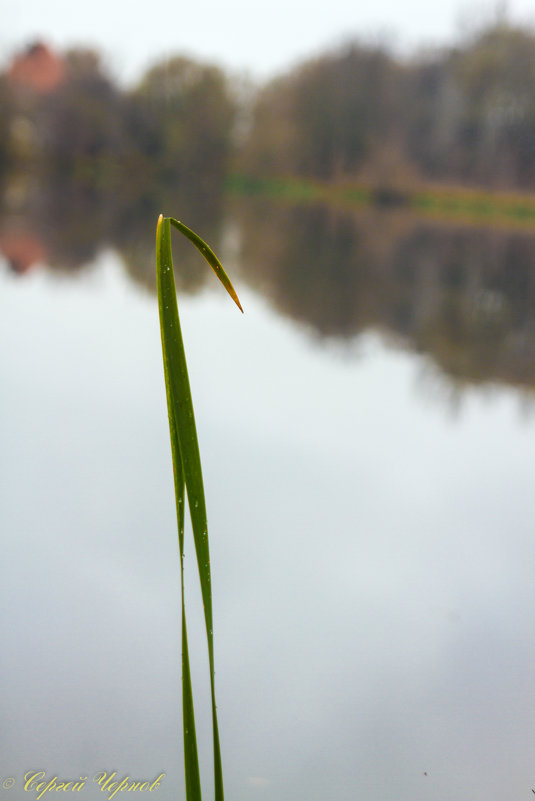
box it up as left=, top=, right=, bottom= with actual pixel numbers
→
left=1, top=208, right=535, bottom=801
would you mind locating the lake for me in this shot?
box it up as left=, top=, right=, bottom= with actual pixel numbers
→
left=1, top=199, right=535, bottom=801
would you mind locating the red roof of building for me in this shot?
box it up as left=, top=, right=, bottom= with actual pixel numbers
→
left=8, top=42, right=65, bottom=94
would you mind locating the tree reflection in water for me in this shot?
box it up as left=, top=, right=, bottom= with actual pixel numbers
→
left=3, top=187, right=535, bottom=393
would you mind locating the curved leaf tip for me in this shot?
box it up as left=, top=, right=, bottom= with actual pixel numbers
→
left=168, top=217, right=244, bottom=313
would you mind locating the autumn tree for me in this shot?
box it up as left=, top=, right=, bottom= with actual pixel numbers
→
left=40, top=48, right=126, bottom=186
left=245, top=42, right=402, bottom=181
left=128, top=56, right=236, bottom=198
left=448, top=23, right=535, bottom=187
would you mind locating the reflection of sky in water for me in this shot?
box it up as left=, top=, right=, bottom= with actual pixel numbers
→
left=1, top=252, right=535, bottom=801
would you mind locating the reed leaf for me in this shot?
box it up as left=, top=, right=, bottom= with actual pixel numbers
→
left=169, top=217, right=243, bottom=313
left=155, top=214, right=242, bottom=801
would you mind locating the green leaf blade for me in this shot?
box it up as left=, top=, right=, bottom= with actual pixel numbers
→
left=156, top=214, right=227, bottom=801
left=169, top=217, right=243, bottom=313
left=156, top=216, right=214, bottom=639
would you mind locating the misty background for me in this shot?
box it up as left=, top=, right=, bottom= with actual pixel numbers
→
left=3, top=2, right=535, bottom=800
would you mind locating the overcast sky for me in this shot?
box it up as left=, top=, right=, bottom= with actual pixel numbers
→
left=3, top=0, right=535, bottom=85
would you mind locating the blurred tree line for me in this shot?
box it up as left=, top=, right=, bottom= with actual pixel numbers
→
left=0, top=44, right=236, bottom=275
left=243, top=20, right=535, bottom=191
left=4, top=19, right=535, bottom=212
left=4, top=35, right=535, bottom=392
left=0, top=45, right=236, bottom=230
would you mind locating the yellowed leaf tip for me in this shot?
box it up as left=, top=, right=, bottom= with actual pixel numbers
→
left=233, top=293, right=244, bottom=313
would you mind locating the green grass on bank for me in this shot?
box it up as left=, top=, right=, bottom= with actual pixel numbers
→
left=227, top=174, right=535, bottom=229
